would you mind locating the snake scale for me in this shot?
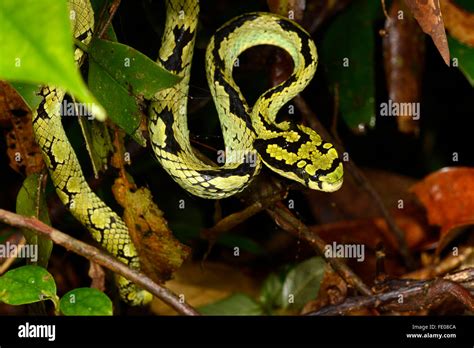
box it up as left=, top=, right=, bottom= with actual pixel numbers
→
left=32, top=0, right=343, bottom=305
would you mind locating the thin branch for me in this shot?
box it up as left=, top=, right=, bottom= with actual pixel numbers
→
left=308, top=268, right=474, bottom=315
left=73, top=38, right=89, bottom=53
left=267, top=202, right=373, bottom=296
left=201, top=189, right=287, bottom=242
left=0, top=208, right=199, bottom=316
left=97, top=0, right=121, bottom=39
left=0, top=236, right=26, bottom=275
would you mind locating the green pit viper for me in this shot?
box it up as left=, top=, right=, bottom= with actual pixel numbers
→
left=32, top=0, right=343, bottom=305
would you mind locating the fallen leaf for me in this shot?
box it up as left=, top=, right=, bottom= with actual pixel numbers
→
left=112, top=176, right=190, bottom=283
left=411, top=167, right=474, bottom=254
left=383, top=0, right=425, bottom=134
left=0, top=82, right=44, bottom=175
left=109, top=127, right=190, bottom=283
left=403, top=0, right=450, bottom=65
left=440, top=0, right=474, bottom=47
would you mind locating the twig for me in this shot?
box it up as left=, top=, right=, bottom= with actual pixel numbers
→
left=73, top=38, right=89, bottom=53
left=202, top=189, right=287, bottom=242
left=0, top=236, right=26, bottom=275
left=0, top=209, right=199, bottom=316
left=97, top=0, right=121, bottom=39
left=294, top=95, right=416, bottom=270
left=381, top=0, right=390, bottom=20
left=308, top=268, right=474, bottom=315
left=403, top=247, right=474, bottom=280
left=267, top=202, right=373, bottom=296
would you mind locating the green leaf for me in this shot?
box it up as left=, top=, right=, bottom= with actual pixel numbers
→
left=321, top=0, right=380, bottom=132
left=280, top=257, right=326, bottom=310
left=88, top=38, right=181, bottom=145
left=0, top=265, right=57, bottom=306
left=0, top=0, right=106, bottom=120
left=59, top=288, right=113, bottom=316
left=89, top=39, right=181, bottom=99
left=259, top=272, right=284, bottom=310
left=16, top=174, right=53, bottom=267
left=199, top=293, right=264, bottom=315
left=448, top=36, right=474, bottom=87
left=78, top=117, right=114, bottom=178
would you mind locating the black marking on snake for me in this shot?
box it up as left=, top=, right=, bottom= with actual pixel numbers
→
left=36, top=98, right=51, bottom=121
left=159, top=26, right=194, bottom=72
left=266, top=74, right=298, bottom=98
left=154, top=106, right=183, bottom=154
left=198, top=159, right=256, bottom=181
left=255, top=136, right=340, bottom=182
left=256, top=111, right=283, bottom=133
left=42, top=143, right=60, bottom=170
left=76, top=28, right=93, bottom=42
left=276, top=19, right=313, bottom=69
left=212, top=14, right=259, bottom=70
left=213, top=73, right=254, bottom=131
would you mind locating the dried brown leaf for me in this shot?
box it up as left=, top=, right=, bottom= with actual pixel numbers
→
left=112, top=177, right=190, bottom=283
left=440, top=0, right=474, bottom=47
left=411, top=167, right=474, bottom=254
left=404, top=0, right=450, bottom=65
left=0, top=82, right=44, bottom=175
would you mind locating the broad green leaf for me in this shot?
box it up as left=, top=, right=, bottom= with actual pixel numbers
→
left=0, top=0, right=105, bottom=120
left=59, top=288, right=113, bottom=316
left=88, top=58, right=145, bottom=145
left=321, top=0, right=381, bottom=132
left=259, top=272, right=284, bottom=310
left=16, top=174, right=53, bottom=267
left=448, top=36, right=474, bottom=87
left=280, top=257, right=326, bottom=310
left=88, top=38, right=181, bottom=145
left=199, top=293, right=264, bottom=315
left=0, top=265, right=57, bottom=306
left=89, top=39, right=181, bottom=99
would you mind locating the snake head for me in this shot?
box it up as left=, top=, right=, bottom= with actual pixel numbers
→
left=254, top=131, right=344, bottom=192
left=299, top=156, right=344, bottom=192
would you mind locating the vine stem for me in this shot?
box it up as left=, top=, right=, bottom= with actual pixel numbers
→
left=73, top=38, right=89, bottom=53
left=0, top=208, right=199, bottom=316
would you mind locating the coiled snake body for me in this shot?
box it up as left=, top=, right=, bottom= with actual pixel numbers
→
left=33, top=0, right=343, bottom=305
